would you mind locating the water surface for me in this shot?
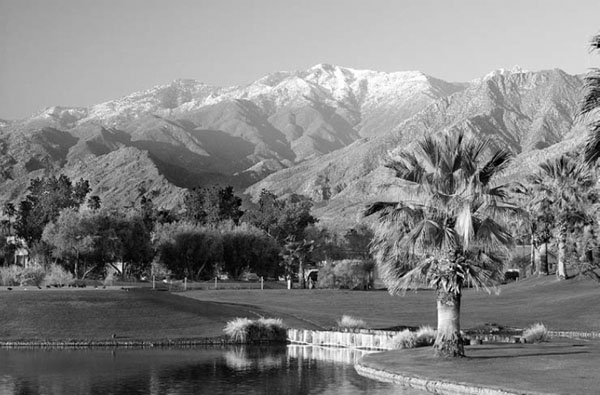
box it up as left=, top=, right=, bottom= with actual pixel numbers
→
left=0, top=345, right=428, bottom=394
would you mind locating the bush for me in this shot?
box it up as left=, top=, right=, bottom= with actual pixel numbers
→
left=18, top=264, right=46, bottom=286
left=0, top=265, right=21, bottom=286
left=389, top=329, right=417, bottom=349
left=223, top=317, right=287, bottom=343
left=43, top=264, right=74, bottom=287
left=336, top=315, right=368, bottom=329
left=415, top=325, right=437, bottom=347
left=522, top=323, right=549, bottom=343
left=317, top=259, right=374, bottom=289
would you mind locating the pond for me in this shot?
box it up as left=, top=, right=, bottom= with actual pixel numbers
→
left=0, top=345, right=429, bottom=394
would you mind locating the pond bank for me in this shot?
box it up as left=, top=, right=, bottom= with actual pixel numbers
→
left=356, top=339, right=600, bottom=395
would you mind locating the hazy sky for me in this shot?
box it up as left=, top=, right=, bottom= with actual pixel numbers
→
left=1, top=0, right=599, bottom=120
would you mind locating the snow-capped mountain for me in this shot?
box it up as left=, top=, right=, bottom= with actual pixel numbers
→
left=0, top=65, right=585, bottom=218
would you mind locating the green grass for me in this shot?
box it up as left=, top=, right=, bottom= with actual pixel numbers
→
left=184, top=275, right=600, bottom=332
left=0, top=288, right=277, bottom=340
left=1, top=275, right=599, bottom=342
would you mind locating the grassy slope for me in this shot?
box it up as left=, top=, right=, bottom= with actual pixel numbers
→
left=0, top=276, right=598, bottom=341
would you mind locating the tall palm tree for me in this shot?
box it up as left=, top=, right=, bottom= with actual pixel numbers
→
left=365, top=132, right=518, bottom=358
left=582, top=32, right=600, bottom=165
left=529, top=155, right=594, bottom=279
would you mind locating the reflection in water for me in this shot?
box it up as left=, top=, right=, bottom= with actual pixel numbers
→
left=0, top=346, right=426, bottom=394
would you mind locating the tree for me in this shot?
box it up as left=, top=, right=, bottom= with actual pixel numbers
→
left=243, top=190, right=317, bottom=243
left=87, top=195, right=101, bottom=211
left=15, top=175, right=90, bottom=242
left=582, top=32, right=600, bottom=165
left=158, top=230, right=223, bottom=280
left=220, top=224, right=281, bottom=279
left=184, top=185, right=243, bottom=225
left=529, top=155, right=594, bottom=279
left=365, top=132, right=518, bottom=358
left=281, top=238, right=314, bottom=289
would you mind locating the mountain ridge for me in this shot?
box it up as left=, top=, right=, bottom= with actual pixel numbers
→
left=0, top=65, right=586, bottom=223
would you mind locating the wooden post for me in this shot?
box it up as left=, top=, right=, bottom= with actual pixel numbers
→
left=152, top=276, right=155, bottom=289
left=261, top=276, right=264, bottom=290
left=184, top=277, right=187, bottom=291
left=215, top=276, right=218, bottom=290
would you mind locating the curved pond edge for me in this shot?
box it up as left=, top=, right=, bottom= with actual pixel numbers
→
left=354, top=362, right=527, bottom=395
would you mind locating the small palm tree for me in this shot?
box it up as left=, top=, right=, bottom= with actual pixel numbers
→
left=529, top=155, right=594, bottom=279
left=582, top=32, right=600, bottom=165
left=365, top=132, right=519, bottom=358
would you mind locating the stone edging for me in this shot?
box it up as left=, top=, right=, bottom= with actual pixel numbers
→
left=548, top=330, right=600, bottom=340
left=354, top=361, right=547, bottom=395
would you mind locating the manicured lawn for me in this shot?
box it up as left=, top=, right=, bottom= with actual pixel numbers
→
left=0, top=288, right=276, bottom=340
left=184, top=275, right=600, bottom=333
left=1, top=275, right=598, bottom=342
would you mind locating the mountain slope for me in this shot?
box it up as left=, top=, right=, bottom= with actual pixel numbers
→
left=0, top=64, right=463, bottom=207
left=246, top=69, right=585, bottom=227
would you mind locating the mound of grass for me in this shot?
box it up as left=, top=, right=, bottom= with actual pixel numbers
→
left=336, top=315, right=368, bottom=330
left=223, top=317, right=287, bottom=343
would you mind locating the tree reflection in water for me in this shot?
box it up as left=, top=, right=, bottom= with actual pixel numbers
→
left=0, top=346, right=424, bottom=394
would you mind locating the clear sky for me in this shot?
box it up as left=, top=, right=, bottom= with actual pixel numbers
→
left=1, top=0, right=599, bottom=120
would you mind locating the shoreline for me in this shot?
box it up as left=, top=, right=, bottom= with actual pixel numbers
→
left=354, top=339, right=600, bottom=395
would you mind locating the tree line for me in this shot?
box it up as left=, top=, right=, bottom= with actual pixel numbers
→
left=0, top=178, right=373, bottom=282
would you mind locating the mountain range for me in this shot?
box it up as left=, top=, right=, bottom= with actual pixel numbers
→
left=0, top=64, right=587, bottom=227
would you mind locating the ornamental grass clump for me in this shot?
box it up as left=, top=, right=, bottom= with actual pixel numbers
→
left=389, top=329, right=417, bottom=349
left=415, top=325, right=437, bottom=347
left=223, top=317, right=287, bottom=343
left=336, top=315, right=368, bottom=330
left=522, top=323, right=549, bottom=343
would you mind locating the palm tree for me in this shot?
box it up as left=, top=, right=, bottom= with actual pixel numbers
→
left=528, top=155, right=594, bottom=279
left=365, top=132, right=518, bottom=358
left=582, top=32, right=600, bottom=165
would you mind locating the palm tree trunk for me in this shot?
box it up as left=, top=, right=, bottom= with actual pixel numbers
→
left=433, top=288, right=464, bottom=357
left=557, top=224, right=567, bottom=279
left=298, top=260, right=305, bottom=289
left=535, top=242, right=549, bottom=275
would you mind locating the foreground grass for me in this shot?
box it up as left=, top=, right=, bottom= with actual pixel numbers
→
left=1, top=275, right=598, bottom=342
left=359, top=340, right=600, bottom=395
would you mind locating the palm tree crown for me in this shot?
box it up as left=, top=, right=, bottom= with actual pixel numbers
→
left=582, top=32, right=600, bottom=165
left=366, top=132, right=517, bottom=294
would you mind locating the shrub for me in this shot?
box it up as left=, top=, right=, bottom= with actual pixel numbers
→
left=336, top=315, right=368, bottom=329
left=415, top=325, right=437, bottom=347
left=223, top=317, right=287, bottom=343
left=103, top=271, right=116, bottom=286
left=43, top=264, right=74, bottom=287
left=18, top=264, right=46, bottom=286
left=522, top=323, right=549, bottom=343
left=0, top=265, right=21, bottom=286
left=389, top=329, right=417, bottom=349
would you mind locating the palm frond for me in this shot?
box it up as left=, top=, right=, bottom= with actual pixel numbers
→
left=363, top=201, right=398, bottom=217
left=591, top=33, right=600, bottom=50
left=579, top=68, right=600, bottom=117
left=584, top=120, right=600, bottom=165
left=478, top=149, right=513, bottom=185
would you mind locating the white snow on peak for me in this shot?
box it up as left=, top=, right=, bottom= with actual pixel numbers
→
left=479, top=65, right=529, bottom=82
